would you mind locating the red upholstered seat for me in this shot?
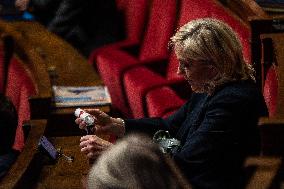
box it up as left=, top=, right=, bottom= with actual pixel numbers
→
left=258, top=33, right=284, bottom=156
left=123, top=0, right=211, bottom=118
left=88, top=0, right=148, bottom=65
left=124, top=54, right=185, bottom=118
left=123, top=0, right=252, bottom=118
left=115, top=0, right=127, bottom=10
left=14, top=81, right=36, bottom=151
left=162, top=109, right=180, bottom=119
left=96, top=50, right=138, bottom=117
left=263, top=66, right=278, bottom=117
left=5, top=57, right=23, bottom=111
left=5, top=56, right=36, bottom=151
left=146, top=86, right=186, bottom=118
left=96, top=0, right=178, bottom=116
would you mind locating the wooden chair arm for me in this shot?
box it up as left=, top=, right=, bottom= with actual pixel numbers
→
left=259, top=117, right=284, bottom=126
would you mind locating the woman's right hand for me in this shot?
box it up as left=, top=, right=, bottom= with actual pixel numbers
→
left=80, top=135, right=113, bottom=159
left=75, top=109, right=125, bottom=137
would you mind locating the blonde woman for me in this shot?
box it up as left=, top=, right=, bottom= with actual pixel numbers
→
left=77, top=18, right=268, bottom=189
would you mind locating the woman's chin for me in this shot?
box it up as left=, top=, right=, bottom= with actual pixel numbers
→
left=190, top=85, right=199, bottom=92
left=190, top=85, right=206, bottom=93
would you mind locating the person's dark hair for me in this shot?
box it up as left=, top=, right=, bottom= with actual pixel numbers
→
left=88, top=133, right=191, bottom=189
left=0, top=93, right=18, bottom=155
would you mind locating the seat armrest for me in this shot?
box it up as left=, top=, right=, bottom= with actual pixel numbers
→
left=259, top=117, right=284, bottom=125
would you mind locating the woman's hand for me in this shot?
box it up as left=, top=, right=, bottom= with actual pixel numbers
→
left=75, top=109, right=125, bottom=137
left=80, top=135, right=112, bottom=159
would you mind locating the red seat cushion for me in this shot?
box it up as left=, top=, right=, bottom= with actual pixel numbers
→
left=5, top=57, right=24, bottom=110
left=14, top=80, right=36, bottom=151
left=5, top=56, right=36, bottom=151
left=146, top=86, right=185, bottom=118
left=263, top=66, right=278, bottom=117
left=124, top=67, right=171, bottom=118
left=138, top=0, right=177, bottom=62
left=97, top=50, right=139, bottom=116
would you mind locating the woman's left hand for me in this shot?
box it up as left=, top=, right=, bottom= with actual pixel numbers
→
left=79, top=135, right=112, bottom=159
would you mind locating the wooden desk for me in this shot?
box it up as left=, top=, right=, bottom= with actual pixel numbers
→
left=33, top=135, right=110, bottom=189
left=0, top=119, right=98, bottom=189
left=0, top=20, right=110, bottom=118
left=1, top=135, right=91, bottom=189
left=12, top=21, right=111, bottom=135
left=32, top=136, right=90, bottom=189
left=0, top=20, right=111, bottom=135
left=9, top=21, right=110, bottom=110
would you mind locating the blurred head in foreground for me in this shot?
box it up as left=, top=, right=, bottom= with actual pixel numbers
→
left=88, top=133, right=191, bottom=189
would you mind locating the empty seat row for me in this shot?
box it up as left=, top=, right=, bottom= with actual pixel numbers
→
left=90, top=0, right=251, bottom=119
left=97, top=0, right=180, bottom=118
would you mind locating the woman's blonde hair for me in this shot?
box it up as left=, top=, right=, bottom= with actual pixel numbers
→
left=169, top=18, right=255, bottom=94
left=88, top=134, right=191, bottom=189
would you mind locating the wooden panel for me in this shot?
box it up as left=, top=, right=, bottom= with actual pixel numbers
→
left=244, top=156, right=282, bottom=189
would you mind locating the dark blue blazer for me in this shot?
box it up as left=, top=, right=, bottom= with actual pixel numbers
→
left=125, top=80, right=268, bottom=189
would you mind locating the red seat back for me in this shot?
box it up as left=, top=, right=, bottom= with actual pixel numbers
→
left=261, top=34, right=284, bottom=118
left=263, top=66, right=278, bottom=117
left=5, top=56, right=36, bottom=151
left=139, top=0, right=178, bottom=62
left=5, top=57, right=23, bottom=111
left=115, top=0, right=127, bottom=10
left=123, top=0, right=149, bottom=43
left=13, top=81, right=36, bottom=151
